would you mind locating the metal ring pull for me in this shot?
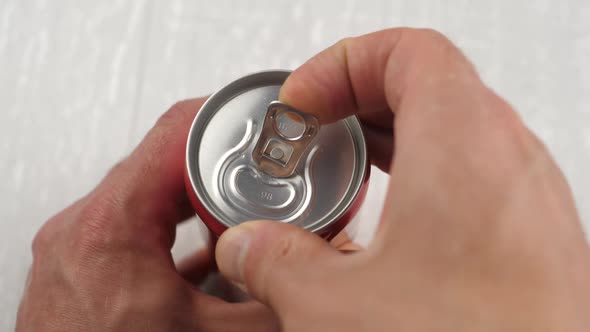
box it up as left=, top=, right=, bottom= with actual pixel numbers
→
left=252, top=101, right=320, bottom=178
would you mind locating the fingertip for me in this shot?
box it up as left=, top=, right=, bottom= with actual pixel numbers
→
left=280, top=50, right=355, bottom=124
left=279, top=69, right=333, bottom=123
left=215, top=221, right=339, bottom=308
left=215, top=224, right=257, bottom=283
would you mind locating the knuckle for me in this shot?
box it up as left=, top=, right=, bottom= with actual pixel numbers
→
left=30, top=201, right=82, bottom=259
left=74, top=193, right=125, bottom=251
left=472, top=96, right=548, bottom=179
left=156, top=99, right=197, bottom=128
left=335, top=36, right=354, bottom=49
left=523, top=128, right=550, bottom=156
left=401, top=27, right=461, bottom=61
left=482, top=94, right=532, bottom=146
left=396, top=27, right=453, bottom=50
left=142, top=99, right=201, bottom=157
left=496, top=109, right=547, bottom=163
left=31, top=220, right=55, bottom=257
left=413, top=28, right=450, bottom=44
left=31, top=210, right=69, bottom=258
left=106, top=159, right=131, bottom=178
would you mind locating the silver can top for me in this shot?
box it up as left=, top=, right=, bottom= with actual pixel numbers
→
left=186, top=70, right=367, bottom=233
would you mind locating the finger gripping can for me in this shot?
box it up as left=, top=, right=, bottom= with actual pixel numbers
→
left=185, top=70, right=369, bottom=240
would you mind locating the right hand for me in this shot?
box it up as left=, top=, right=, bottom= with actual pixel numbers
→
left=215, top=28, right=590, bottom=331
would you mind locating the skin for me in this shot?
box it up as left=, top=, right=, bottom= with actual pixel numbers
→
left=18, top=28, right=590, bottom=331
left=215, top=28, right=590, bottom=331
left=16, top=98, right=278, bottom=331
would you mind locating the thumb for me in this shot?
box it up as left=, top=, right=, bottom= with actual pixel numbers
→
left=215, top=220, right=339, bottom=308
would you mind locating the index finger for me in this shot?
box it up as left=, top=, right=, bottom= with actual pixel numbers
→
left=279, top=28, right=480, bottom=124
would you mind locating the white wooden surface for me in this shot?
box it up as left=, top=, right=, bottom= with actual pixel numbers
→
left=1, top=1, right=589, bottom=329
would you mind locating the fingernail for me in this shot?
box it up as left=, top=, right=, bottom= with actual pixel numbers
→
left=217, top=226, right=253, bottom=283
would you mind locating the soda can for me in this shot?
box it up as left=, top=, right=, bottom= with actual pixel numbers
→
left=185, top=70, right=369, bottom=240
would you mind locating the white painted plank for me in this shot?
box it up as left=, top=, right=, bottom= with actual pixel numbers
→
left=0, top=1, right=149, bottom=329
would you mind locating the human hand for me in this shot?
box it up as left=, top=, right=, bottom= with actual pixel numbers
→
left=215, top=28, right=590, bottom=331
left=17, top=98, right=278, bottom=332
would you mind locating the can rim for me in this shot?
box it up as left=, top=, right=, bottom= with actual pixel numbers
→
left=186, top=70, right=368, bottom=234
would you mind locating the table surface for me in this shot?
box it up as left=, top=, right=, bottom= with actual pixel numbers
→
left=1, top=1, right=589, bottom=329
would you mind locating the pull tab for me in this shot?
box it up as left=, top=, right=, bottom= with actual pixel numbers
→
left=252, top=101, right=320, bottom=178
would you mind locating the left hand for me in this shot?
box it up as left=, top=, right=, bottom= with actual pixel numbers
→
left=16, top=98, right=278, bottom=332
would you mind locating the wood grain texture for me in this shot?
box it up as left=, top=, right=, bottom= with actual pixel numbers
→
left=1, top=1, right=589, bottom=330
left=0, top=0, right=149, bottom=327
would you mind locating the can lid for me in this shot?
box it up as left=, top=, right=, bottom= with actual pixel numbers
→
left=186, top=71, right=367, bottom=233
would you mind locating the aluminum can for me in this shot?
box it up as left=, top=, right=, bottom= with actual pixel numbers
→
left=185, top=70, right=369, bottom=240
